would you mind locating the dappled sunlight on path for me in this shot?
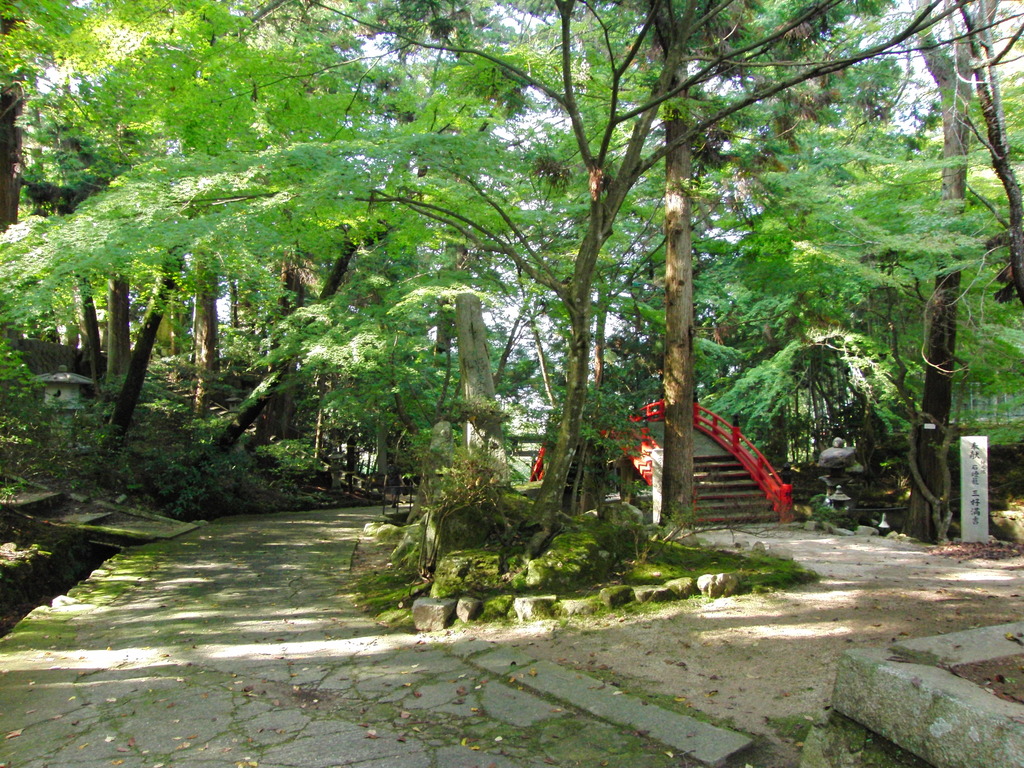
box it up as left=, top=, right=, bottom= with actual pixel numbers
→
left=1, top=507, right=732, bottom=768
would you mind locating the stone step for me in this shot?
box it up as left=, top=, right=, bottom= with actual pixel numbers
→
left=459, top=645, right=752, bottom=767
left=697, top=488, right=765, bottom=501
left=827, top=623, right=1024, bottom=768
left=4, top=490, right=65, bottom=514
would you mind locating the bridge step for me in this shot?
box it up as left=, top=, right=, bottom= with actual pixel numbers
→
left=694, top=453, right=773, bottom=519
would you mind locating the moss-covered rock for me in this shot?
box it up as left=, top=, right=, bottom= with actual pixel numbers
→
left=365, top=522, right=405, bottom=544
left=431, top=549, right=502, bottom=598
left=390, top=523, right=422, bottom=569
left=481, top=594, right=514, bottom=621
left=664, top=576, right=699, bottom=597
left=799, top=713, right=932, bottom=768
left=600, top=584, right=635, bottom=608
left=525, top=531, right=612, bottom=592
left=437, top=512, right=491, bottom=555
left=559, top=597, right=600, bottom=617
left=575, top=514, right=644, bottom=561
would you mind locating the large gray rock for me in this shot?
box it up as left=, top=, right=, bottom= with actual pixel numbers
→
left=818, top=440, right=857, bottom=468
left=513, top=595, right=557, bottom=622
left=697, top=572, right=741, bottom=599
left=412, top=598, right=457, bottom=631
left=855, top=525, right=879, bottom=537
left=456, top=597, right=483, bottom=622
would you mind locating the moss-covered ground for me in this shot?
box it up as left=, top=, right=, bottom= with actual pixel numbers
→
left=354, top=530, right=818, bottom=627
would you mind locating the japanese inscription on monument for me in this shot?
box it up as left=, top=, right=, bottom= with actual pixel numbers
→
left=960, top=436, right=989, bottom=543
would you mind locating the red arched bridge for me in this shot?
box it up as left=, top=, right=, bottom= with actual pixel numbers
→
left=532, top=400, right=794, bottom=523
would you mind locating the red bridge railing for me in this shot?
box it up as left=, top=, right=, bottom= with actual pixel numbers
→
left=532, top=400, right=794, bottom=521
left=632, top=400, right=793, bottom=520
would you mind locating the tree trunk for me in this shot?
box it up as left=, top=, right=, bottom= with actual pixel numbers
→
left=593, top=303, right=606, bottom=388
left=455, top=292, right=506, bottom=465
left=531, top=320, right=556, bottom=407
left=215, top=361, right=290, bottom=449
left=254, top=377, right=297, bottom=445
left=0, top=18, right=23, bottom=232
left=107, top=277, right=131, bottom=378
left=78, top=278, right=104, bottom=384
left=661, top=113, right=696, bottom=523
left=376, top=419, right=389, bottom=476
left=193, top=283, right=219, bottom=413
left=957, top=0, right=1024, bottom=307
left=106, top=267, right=179, bottom=446
left=531, top=291, right=591, bottom=533
left=905, top=34, right=970, bottom=541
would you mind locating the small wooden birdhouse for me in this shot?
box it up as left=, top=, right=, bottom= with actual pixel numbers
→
left=37, top=366, right=92, bottom=409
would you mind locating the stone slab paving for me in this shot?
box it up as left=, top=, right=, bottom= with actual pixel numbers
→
left=0, top=507, right=751, bottom=768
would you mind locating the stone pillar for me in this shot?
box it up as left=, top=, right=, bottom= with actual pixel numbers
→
left=960, top=436, right=989, bottom=543
left=651, top=448, right=664, bottom=525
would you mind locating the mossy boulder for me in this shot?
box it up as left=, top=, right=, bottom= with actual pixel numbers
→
left=482, top=594, right=514, bottom=621
left=559, top=597, right=600, bottom=617
left=431, top=549, right=502, bottom=598
left=599, top=584, right=635, bottom=608
left=435, top=511, right=493, bottom=557
left=390, top=523, right=422, bottom=569
left=525, top=531, right=613, bottom=592
left=665, top=576, right=699, bottom=598
left=365, top=522, right=405, bottom=544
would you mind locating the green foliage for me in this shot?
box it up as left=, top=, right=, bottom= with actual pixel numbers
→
left=808, top=494, right=857, bottom=532
left=0, top=343, right=75, bottom=486
left=253, top=440, right=325, bottom=487
left=418, top=447, right=519, bottom=570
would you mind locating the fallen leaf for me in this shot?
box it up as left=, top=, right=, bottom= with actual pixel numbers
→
left=5, top=730, right=22, bottom=740
left=365, top=730, right=378, bottom=740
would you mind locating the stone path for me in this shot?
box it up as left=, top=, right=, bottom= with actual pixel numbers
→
left=0, top=507, right=750, bottom=768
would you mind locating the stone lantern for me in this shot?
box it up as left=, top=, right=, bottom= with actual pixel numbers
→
left=37, top=366, right=92, bottom=409
left=817, top=437, right=863, bottom=509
